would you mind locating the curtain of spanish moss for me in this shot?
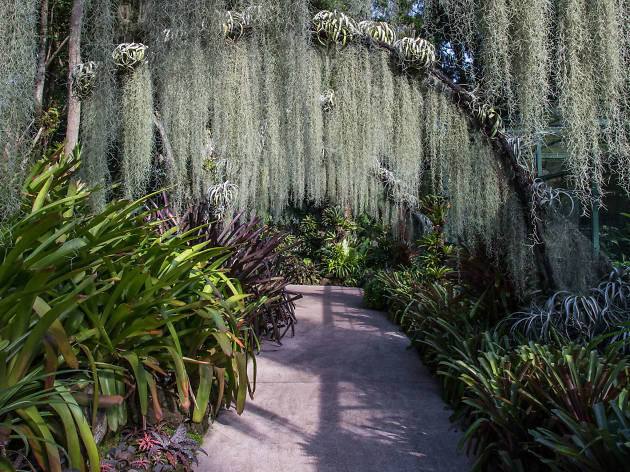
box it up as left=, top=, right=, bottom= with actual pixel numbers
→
left=0, top=0, right=39, bottom=226
left=121, top=63, right=154, bottom=199
left=80, top=0, right=117, bottom=209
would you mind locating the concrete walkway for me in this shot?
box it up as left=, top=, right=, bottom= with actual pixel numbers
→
left=196, top=285, right=472, bottom=472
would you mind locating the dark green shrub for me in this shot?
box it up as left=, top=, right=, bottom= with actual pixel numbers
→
left=362, top=274, right=388, bottom=310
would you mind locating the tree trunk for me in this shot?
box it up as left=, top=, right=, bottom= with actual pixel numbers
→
left=34, top=0, right=49, bottom=122
left=64, top=0, right=83, bottom=156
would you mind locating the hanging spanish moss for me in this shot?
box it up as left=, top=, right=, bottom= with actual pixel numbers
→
left=618, top=0, right=630, bottom=192
left=303, top=48, right=325, bottom=206
left=0, top=0, right=38, bottom=225
left=478, top=1, right=512, bottom=112
left=540, top=212, right=602, bottom=293
left=80, top=0, right=117, bottom=209
left=157, top=43, right=211, bottom=205
left=423, top=0, right=630, bottom=197
left=510, top=0, right=550, bottom=136
left=441, top=99, right=473, bottom=240
left=500, top=192, right=535, bottom=296
left=209, top=39, right=264, bottom=214
left=588, top=0, right=629, bottom=191
left=256, top=39, right=283, bottom=215
left=121, top=62, right=153, bottom=199
left=69, top=2, right=629, bottom=295
left=556, top=0, right=603, bottom=204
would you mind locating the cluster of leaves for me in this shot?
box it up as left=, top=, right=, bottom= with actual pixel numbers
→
left=363, top=195, right=458, bottom=311
left=278, top=206, right=410, bottom=287
left=510, top=265, right=630, bottom=344
left=370, top=215, right=630, bottom=469
left=100, top=424, right=203, bottom=472
left=146, top=194, right=298, bottom=345
left=0, top=148, right=264, bottom=471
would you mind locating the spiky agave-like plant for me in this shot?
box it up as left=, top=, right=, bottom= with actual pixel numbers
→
left=394, top=37, right=436, bottom=71
left=312, top=10, right=358, bottom=47
left=113, top=43, right=148, bottom=70
left=469, top=101, right=505, bottom=139
left=358, top=20, right=397, bottom=45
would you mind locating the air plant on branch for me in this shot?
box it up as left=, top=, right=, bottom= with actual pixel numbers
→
left=223, top=11, right=249, bottom=41
left=112, top=43, right=147, bottom=70
left=358, top=20, right=397, bottom=45
left=320, top=89, right=336, bottom=112
left=70, top=61, right=98, bottom=100
left=376, top=166, right=419, bottom=208
left=312, top=10, right=358, bottom=47
left=394, top=37, right=436, bottom=71
left=208, top=181, right=237, bottom=217
left=533, top=178, right=578, bottom=216
left=468, top=101, right=504, bottom=138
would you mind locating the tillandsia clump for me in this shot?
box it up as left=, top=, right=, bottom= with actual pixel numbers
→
left=358, top=20, right=397, bottom=45
left=207, top=181, right=238, bottom=217
left=70, top=61, right=98, bottom=100
left=312, top=10, right=358, bottom=47
left=223, top=11, right=249, bottom=41
left=509, top=265, right=630, bottom=344
left=320, top=89, right=335, bottom=112
left=112, top=43, right=147, bottom=70
left=468, top=100, right=504, bottom=139
left=394, top=37, right=436, bottom=71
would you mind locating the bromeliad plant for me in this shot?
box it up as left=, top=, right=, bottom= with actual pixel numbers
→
left=510, top=265, right=630, bottom=344
left=358, top=20, right=397, bottom=45
left=312, top=10, right=358, bottom=47
left=0, top=148, right=259, bottom=471
left=112, top=43, right=147, bottom=71
left=146, top=193, right=299, bottom=344
left=394, top=37, right=436, bottom=71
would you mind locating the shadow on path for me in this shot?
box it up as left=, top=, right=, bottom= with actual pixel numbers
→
left=196, top=285, right=472, bottom=472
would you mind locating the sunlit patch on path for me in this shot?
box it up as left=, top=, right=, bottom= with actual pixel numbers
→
left=196, top=285, right=471, bottom=472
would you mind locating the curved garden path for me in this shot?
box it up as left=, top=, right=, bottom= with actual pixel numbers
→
left=196, top=285, right=472, bottom=471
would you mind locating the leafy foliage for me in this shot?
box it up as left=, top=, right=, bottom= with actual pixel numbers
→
left=146, top=193, right=298, bottom=344
left=278, top=205, right=407, bottom=286
left=510, top=265, right=630, bottom=343
left=0, top=149, right=261, bottom=470
left=366, top=194, right=630, bottom=470
left=101, top=423, right=205, bottom=472
left=602, top=212, right=630, bottom=267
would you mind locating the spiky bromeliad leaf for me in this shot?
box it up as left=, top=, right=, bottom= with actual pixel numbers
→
left=469, top=101, right=505, bottom=138
left=70, top=61, right=98, bottom=101
left=312, top=10, right=358, bottom=47
left=112, top=43, right=147, bottom=70
left=358, top=20, right=397, bottom=45
left=394, top=37, right=436, bottom=71
left=223, top=11, right=249, bottom=41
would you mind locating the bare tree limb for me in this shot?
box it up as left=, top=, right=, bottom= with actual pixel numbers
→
left=64, top=0, right=84, bottom=156
left=45, top=35, right=69, bottom=69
